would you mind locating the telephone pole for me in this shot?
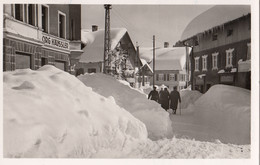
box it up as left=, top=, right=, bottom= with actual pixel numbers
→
left=153, top=35, right=155, bottom=87
left=103, top=4, right=112, bottom=74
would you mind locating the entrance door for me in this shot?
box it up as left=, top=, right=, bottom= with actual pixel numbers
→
left=41, top=58, right=48, bottom=66
left=55, top=61, right=66, bottom=71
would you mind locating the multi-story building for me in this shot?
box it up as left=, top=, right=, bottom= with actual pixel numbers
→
left=139, top=46, right=191, bottom=91
left=177, top=6, right=251, bottom=93
left=3, top=4, right=82, bottom=73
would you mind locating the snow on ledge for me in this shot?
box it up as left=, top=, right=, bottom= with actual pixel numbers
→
left=198, top=74, right=206, bottom=78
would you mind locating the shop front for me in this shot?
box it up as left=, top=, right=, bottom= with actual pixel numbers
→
left=219, top=73, right=235, bottom=85
left=195, top=76, right=205, bottom=93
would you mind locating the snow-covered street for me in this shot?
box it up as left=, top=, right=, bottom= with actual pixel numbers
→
left=3, top=66, right=251, bottom=158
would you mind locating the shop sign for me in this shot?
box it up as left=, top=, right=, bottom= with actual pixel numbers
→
left=220, top=75, right=234, bottom=83
left=42, top=34, right=69, bottom=50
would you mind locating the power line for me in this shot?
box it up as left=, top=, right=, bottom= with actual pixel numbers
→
left=111, top=6, right=167, bottom=47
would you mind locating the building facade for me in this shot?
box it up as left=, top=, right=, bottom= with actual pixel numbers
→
left=139, top=46, right=191, bottom=91
left=180, top=14, right=251, bottom=93
left=153, top=70, right=187, bottom=90
left=3, top=4, right=82, bottom=73
left=78, top=27, right=141, bottom=86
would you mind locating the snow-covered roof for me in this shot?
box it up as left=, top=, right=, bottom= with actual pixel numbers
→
left=139, top=47, right=191, bottom=71
left=140, top=59, right=153, bottom=73
left=80, top=28, right=128, bottom=63
left=181, top=5, right=251, bottom=41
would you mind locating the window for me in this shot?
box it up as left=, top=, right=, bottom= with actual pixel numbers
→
left=179, top=74, right=186, bottom=81
left=156, top=74, right=159, bottom=81
left=212, top=33, right=218, bottom=41
left=58, top=11, right=66, bottom=39
left=28, top=4, right=36, bottom=26
left=163, top=74, right=166, bottom=81
left=202, top=55, right=208, bottom=71
left=42, top=5, right=49, bottom=33
left=227, top=29, right=233, bottom=37
left=158, top=74, right=164, bottom=81
left=212, top=52, right=219, bottom=70
left=88, top=68, right=96, bottom=73
left=195, top=57, right=200, bottom=72
left=169, top=74, right=175, bottom=81
left=15, top=4, right=24, bottom=21
left=226, top=48, right=234, bottom=68
left=247, top=43, right=251, bottom=60
left=167, top=74, right=170, bottom=81
left=41, top=57, right=48, bottom=66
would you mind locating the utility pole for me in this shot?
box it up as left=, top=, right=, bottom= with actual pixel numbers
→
left=185, top=46, right=189, bottom=88
left=153, top=35, right=155, bottom=87
left=137, top=43, right=141, bottom=87
left=103, top=4, right=112, bottom=74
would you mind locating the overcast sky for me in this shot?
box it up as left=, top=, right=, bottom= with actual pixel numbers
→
left=81, top=5, right=213, bottom=48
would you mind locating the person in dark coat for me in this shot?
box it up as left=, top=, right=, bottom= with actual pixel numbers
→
left=160, top=88, right=170, bottom=111
left=148, top=86, right=159, bottom=102
left=158, top=88, right=164, bottom=104
left=169, top=86, right=181, bottom=114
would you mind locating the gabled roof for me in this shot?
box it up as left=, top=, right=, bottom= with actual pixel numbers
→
left=80, top=28, right=129, bottom=63
left=181, top=5, right=251, bottom=41
left=139, top=47, right=191, bottom=71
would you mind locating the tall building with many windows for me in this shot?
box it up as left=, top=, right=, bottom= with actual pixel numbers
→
left=177, top=6, right=251, bottom=93
left=3, top=4, right=83, bottom=73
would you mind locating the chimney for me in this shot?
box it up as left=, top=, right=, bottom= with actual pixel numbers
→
left=92, top=25, right=98, bottom=32
left=164, top=42, right=169, bottom=48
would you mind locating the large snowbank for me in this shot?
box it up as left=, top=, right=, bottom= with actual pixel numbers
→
left=78, top=73, right=173, bottom=140
left=3, top=66, right=147, bottom=158
left=171, top=85, right=250, bottom=145
left=3, top=66, right=251, bottom=158
left=180, top=89, right=202, bottom=109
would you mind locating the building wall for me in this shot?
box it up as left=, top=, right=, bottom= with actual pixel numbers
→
left=193, top=14, right=250, bottom=52
left=49, top=5, right=70, bottom=39
left=75, top=62, right=103, bottom=76
left=69, top=5, right=81, bottom=40
left=3, top=4, right=82, bottom=73
left=151, top=70, right=187, bottom=91
left=190, top=14, right=251, bottom=93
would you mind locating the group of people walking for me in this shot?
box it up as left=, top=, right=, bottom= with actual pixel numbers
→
left=148, top=86, right=181, bottom=114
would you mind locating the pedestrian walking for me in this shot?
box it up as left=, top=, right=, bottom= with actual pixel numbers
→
left=158, top=88, right=164, bottom=104
left=148, top=86, right=159, bottom=102
left=169, top=86, right=181, bottom=114
left=160, top=88, right=170, bottom=111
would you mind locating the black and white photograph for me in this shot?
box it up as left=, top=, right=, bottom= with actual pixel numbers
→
left=1, top=0, right=259, bottom=164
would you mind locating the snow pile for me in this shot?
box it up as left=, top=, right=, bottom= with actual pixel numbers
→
left=3, top=65, right=147, bottom=158
left=180, top=89, right=203, bottom=109
left=127, top=137, right=250, bottom=158
left=78, top=73, right=173, bottom=140
left=140, top=85, right=153, bottom=95
left=3, top=67, right=251, bottom=158
left=183, top=85, right=250, bottom=145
